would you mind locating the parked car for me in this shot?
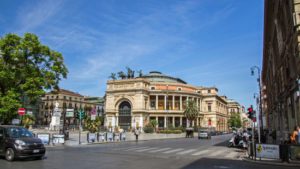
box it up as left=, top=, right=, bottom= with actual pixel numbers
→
left=0, top=125, right=46, bottom=161
left=198, top=129, right=212, bottom=139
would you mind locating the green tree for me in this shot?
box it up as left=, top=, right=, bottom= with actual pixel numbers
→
left=0, top=33, right=68, bottom=124
left=183, top=100, right=199, bottom=127
left=228, top=113, right=242, bottom=128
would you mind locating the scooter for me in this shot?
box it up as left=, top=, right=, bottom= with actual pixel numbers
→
left=228, top=134, right=244, bottom=148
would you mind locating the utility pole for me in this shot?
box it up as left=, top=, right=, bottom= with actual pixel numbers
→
left=251, top=66, right=263, bottom=137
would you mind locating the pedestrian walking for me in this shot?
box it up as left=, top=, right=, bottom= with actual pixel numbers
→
left=297, top=126, right=300, bottom=144
left=134, top=127, right=140, bottom=142
left=290, top=126, right=298, bottom=144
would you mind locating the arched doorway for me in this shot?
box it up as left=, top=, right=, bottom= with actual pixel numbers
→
left=118, top=101, right=131, bottom=130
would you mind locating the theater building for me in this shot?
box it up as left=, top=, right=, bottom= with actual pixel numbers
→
left=105, top=71, right=232, bottom=131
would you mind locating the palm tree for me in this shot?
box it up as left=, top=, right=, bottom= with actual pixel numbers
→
left=126, top=67, right=133, bottom=79
left=109, top=73, right=117, bottom=80
left=183, top=100, right=199, bottom=127
left=117, top=71, right=126, bottom=79
left=137, top=70, right=143, bottom=77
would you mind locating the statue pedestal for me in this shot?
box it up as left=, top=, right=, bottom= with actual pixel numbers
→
left=49, top=116, right=61, bottom=131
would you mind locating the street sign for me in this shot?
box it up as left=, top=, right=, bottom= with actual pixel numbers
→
left=18, top=108, right=26, bottom=116
left=66, top=109, right=74, bottom=117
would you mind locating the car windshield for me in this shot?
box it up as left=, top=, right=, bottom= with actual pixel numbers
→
left=7, top=127, right=33, bottom=138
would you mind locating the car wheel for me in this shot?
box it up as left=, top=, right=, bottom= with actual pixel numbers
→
left=5, top=148, right=15, bottom=161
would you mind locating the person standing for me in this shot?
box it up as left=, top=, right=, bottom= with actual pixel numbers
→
left=134, top=127, right=140, bottom=142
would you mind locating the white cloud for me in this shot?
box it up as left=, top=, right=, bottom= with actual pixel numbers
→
left=16, top=0, right=64, bottom=33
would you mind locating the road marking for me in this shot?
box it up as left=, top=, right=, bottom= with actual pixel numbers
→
left=149, top=148, right=171, bottom=153
left=124, top=147, right=149, bottom=151
left=208, top=149, right=226, bottom=157
left=163, top=148, right=184, bottom=154
left=113, top=146, right=138, bottom=150
left=192, top=149, right=211, bottom=156
left=176, top=149, right=197, bottom=155
left=135, top=147, right=159, bottom=152
left=224, top=151, right=237, bottom=158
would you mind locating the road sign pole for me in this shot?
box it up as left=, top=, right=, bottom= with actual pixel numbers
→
left=79, top=112, right=81, bottom=145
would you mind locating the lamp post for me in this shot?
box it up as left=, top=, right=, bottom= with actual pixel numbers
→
left=253, top=93, right=261, bottom=144
left=251, top=66, right=263, bottom=134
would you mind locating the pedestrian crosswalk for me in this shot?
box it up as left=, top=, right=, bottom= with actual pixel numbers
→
left=112, top=146, right=241, bottom=159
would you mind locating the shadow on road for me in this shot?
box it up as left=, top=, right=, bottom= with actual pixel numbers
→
left=179, top=157, right=292, bottom=169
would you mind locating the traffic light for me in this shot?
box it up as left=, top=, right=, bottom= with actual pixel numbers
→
left=247, top=106, right=254, bottom=119
left=76, top=109, right=85, bottom=119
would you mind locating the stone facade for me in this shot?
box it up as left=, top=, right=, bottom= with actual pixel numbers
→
left=262, top=0, right=300, bottom=142
left=105, top=71, right=241, bottom=132
left=39, top=89, right=104, bottom=126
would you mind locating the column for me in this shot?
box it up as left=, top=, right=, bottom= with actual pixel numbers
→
left=180, top=117, right=183, bottom=126
left=164, top=95, right=167, bottom=110
left=172, top=95, right=175, bottom=110
left=196, top=118, right=199, bottom=126
left=156, top=95, right=158, bottom=110
left=196, top=98, right=199, bottom=108
left=156, top=116, right=158, bottom=128
left=172, top=116, right=175, bottom=127
left=164, top=116, right=167, bottom=128
left=180, top=96, right=182, bottom=110
left=116, top=115, right=119, bottom=127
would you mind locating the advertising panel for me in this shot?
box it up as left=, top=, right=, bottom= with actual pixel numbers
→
left=37, top=133, right=50, bottom=145
left=52, top=134, right=65, bottom=144
left=256, top=144, right=279, bottom=159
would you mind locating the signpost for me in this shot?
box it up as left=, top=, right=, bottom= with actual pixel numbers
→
left=18, top=108, right=26, bottom=116
left=91, top=108, right=96, bottom=120
left=78, top=109, right=85, bottom=144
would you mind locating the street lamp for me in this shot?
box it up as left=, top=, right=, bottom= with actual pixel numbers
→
left=250, top=66, right=263, bottom=136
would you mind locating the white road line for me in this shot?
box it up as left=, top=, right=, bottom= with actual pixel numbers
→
left=135, top=147, right=159, bottom=152
left=176, top=149, right=197, bottom=155
left=149, top=148, right=171, bottom=153
left=163, top=148, right=184, bottom=154
left=113, top=146, right=138, bottom=150
left=124, top=147, right=149, bottom=151
left=192, top=149, right=212, bottom=156
left=207, top=149, right=226, bottom=157
left=224, top=151, right=237, bottom=158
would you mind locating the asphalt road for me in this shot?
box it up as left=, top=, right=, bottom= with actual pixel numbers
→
left=0, top=135, right=297, bottom=169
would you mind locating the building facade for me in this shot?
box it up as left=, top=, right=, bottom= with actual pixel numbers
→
left=105, top=71, right=237, bottom=131
left=39, top=89, right=104, bottom=127
left=262, top=0, right=300, bottom=142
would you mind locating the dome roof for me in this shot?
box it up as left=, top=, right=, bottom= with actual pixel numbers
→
left=142, top=71, right=187, bottom=84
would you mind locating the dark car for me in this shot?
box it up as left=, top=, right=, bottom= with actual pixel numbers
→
left=0, top=125, right=46, bottom=161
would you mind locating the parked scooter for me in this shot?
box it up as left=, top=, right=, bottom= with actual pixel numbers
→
left=228, top=133, right=247, bottom=148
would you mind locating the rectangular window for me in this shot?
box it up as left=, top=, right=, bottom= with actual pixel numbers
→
left=208, top=90, right=211, bottom=93
left=208, top=103, right=212, bottom=112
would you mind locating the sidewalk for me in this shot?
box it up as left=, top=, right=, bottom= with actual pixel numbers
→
left=242, top=155, right=300, bottom=167
left=30, top=128, right=187, bottom=147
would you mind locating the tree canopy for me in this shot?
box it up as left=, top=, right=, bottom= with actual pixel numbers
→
left=228, top=112, right=242, bottom=128
left=183, top=100, right=199, bottom=127
left=0, top=33, right=68, bottom=124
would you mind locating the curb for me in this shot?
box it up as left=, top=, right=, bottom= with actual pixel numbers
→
left=242, top=157, right=300, bottom=167
left=45, top=136, right=189, bottom=148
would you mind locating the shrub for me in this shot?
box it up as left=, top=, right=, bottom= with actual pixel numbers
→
left=158, top=130, right=182, bottom=134
left=143, top=124, right=154, bottom=133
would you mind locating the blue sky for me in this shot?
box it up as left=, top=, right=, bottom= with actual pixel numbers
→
left=0, top=0, right=264, bottom=108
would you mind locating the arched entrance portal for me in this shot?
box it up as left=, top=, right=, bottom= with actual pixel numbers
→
left=118, top=101, right=131, bottom=130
